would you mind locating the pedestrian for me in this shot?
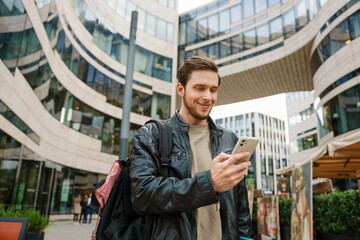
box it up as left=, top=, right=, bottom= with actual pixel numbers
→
left=84, top=193, right=93, bottom=224
left=130, top=56, right=252, bottom=239
left=79, top=194, right=88, bottom=224
left=72, top=194, right=81, bottom=224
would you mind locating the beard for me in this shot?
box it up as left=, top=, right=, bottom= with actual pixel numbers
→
left=183, top=92, right=212, bottom=120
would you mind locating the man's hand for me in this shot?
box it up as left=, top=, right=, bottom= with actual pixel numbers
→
left=210, top=152, right=251, bottom=192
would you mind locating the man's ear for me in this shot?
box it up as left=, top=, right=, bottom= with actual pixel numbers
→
left=177, top=83, right=185, bottom=97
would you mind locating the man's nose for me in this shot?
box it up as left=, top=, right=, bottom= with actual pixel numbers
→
left=203, top=90, right=211, bottom=100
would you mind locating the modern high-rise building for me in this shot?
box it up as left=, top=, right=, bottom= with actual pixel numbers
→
left=214, top=112, right=289, bottom=194
left=286, top=91, right=318, bottom=165
left=0, top=0, right=178, bottom=216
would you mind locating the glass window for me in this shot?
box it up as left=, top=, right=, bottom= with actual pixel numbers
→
left=198, top=45, right=208, bottom=57
left=145, top=14, right=156, bottom=36
left=261, top=158, right=266, bottom=174
left=125, top=1, right=136, bottom=22
left=179, top=22, right=186, bottom=45
left=283, top=8, right=296, bottom=38
left=329, top=20, right=350, bottom=55
left=137, top=7, right=146, bottom=31
left=255, top=0, right=267, bottom=14
left=11, top=0, right=24, bottom=15
left=111, top=34, right=128, bottom=64
left=230, top=4, right=242, bottom=24
left=219, top=39, right=231, bottom=58
left=0, top=0, right=13, bottom=16
left=135, top=48, right=153, bottom=76
left=269, top=16, right=283, bottom=41
left=208, top=42, right=219, bottom=60
left=156, top=18, right=167, bottom=41
left=295, top=0, right=308, bottom=31
left=256, top=23, right=270, bottom=45
left=2, top=31, right=23, bottom=59
left=167, top=23, right=174, bottom=43
left=308, top=0, right=319, bottom=19
left=208, top=13, right=219, bottom=36
left=186, top=18, right=197, bottom=44
left=268, top=0, right=280, bottom=7
left=219, top=9, right=230, bottom=33
left=231, top=33, right=243, bottom=54
left=0, top=159, right=18, bottom=205
left=153, top=55, right=172, bottom=82
left=197, top=18, right=208, bottom=40
left=158, top=0, right=167, bottom=6
left=93, top=23, right=113, bottom=55
left=349, top=10, right=360, bottom=39
left=243, top=0, right=255, bottom=19
left=116, top=0, right=126, bottom=17
left=244, top=29, right=256, bottom=50
left=151, top=92, right=171, bottom=120
left=168, top=0, right=175, bottom=9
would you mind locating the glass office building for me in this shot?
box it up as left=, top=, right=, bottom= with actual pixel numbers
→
left=215, top=112, right=289, bottom=194
left=0, top=0, right=178, bottom=216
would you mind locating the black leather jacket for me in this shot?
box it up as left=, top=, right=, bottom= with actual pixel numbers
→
left=130, top=112, right=252, bottom=239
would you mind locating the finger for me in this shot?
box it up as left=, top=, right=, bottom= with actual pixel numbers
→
left=213, top=152, right=230, bottom=163
left=225, top=152, right=250, bottom=166
left=235, top=161, right=251, bottom=170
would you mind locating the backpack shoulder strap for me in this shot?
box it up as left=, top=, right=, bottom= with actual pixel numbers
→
left=145, top=119, right=172, bottom=178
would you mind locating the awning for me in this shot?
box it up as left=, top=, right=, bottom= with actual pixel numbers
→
left=276, top=129, right=360, bottom=179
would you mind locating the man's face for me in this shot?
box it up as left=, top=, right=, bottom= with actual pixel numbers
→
left=177, top=70, right=218, bottom=124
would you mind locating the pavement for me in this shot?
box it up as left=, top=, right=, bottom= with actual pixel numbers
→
left=44, top=220, right=97, bottom=240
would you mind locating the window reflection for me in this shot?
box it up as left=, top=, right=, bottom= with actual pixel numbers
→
left=283, top=8, right=295, bottom=39
left=311, top=10, right=360, bottom=75
left=317, top=84, right=360, bottom=138
left=295, top=0, right=308, bottom=31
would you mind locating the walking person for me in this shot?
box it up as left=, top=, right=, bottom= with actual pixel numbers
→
left=79, top=194, right=88, bottom=224
left=84, top=193, right=93, bottom=224
left=130, top=56, right=252, bottom=239
left=72, top=194, right=81, bottom=224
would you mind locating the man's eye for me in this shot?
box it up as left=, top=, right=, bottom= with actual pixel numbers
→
left=196, top=87, right=204, bottom=91
left=211, top=89, right=217, bottom=93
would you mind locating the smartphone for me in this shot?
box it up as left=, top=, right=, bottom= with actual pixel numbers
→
left=231, top=136, right=259, bottom=165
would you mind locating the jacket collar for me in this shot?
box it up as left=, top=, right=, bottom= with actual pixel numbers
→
left=170, top=110, right=223, bottom=137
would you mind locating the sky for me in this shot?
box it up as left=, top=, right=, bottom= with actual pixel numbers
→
left=178, top=0, right=289, bottom=122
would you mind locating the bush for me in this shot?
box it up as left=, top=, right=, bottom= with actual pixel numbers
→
left=313, top=190, right=360, bottom=237
left=279, top=198, right=291, bottom=226
left=0, top=204, right=49, bottom=233
left=277, top=190, right=360, bottom=237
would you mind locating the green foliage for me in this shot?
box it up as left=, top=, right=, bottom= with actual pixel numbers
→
left=278, top=190, right=360, bottom=237
left=313, top=190, right=360, bottom=237
left=279, top=198, right=291, bottom=226
left=0, top=204, right=49, bottom=233
left=252, top=199, right=257, bottom=221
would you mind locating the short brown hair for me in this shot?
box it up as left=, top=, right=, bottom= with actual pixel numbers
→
left=177, top=56, right=221, bottom=87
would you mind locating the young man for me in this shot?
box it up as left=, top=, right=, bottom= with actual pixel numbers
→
left=130, top=56, right=252, bottom=239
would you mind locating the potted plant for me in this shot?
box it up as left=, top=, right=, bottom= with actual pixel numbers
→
left=0, top=204, right=49, bottom=240
left=278, top=198, right=291, bottom=240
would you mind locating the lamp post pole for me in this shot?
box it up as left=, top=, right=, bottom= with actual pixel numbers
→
left=119, top=11, right=137, bottom=161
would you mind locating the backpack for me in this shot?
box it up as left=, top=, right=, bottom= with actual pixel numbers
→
left=90, top=119, right=172, bottom=240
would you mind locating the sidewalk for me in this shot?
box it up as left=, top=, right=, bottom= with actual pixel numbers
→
left=44, top=220, right=96, bottom=240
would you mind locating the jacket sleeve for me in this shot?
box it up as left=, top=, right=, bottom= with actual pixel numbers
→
left=129, top=123, right=219, bottom=216
left=237, top=178, right=253, bottom=238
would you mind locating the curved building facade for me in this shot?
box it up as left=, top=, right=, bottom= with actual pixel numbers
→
left=0, top=0, right=178, bottom=215
left=180, top=0, right=360, bottom=181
